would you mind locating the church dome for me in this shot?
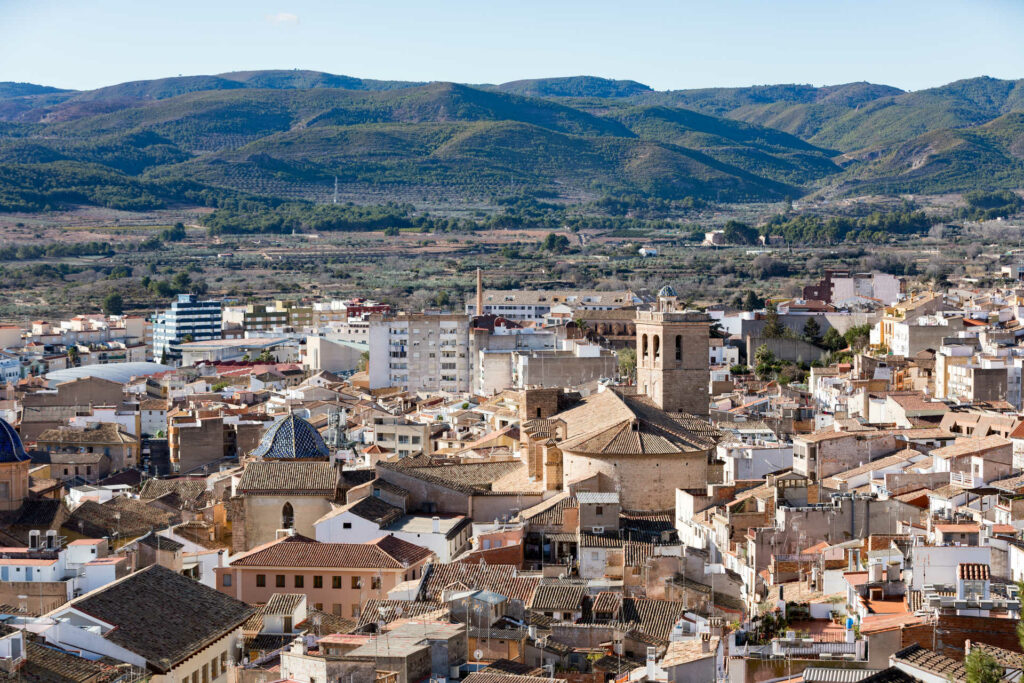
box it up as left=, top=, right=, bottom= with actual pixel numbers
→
left=0, top=418, right=30, bottom=464
left=658, top=285, right=678, bottom=298
left=250, top=414, right=330, bottom=460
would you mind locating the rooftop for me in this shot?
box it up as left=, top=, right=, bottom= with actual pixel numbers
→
left=65, top=565, right=253, bottom=674
left=557, top=389, right=719, bottom=456
left=229, top=534, right=432, bottom=569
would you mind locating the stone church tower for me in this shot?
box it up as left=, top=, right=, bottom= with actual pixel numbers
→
left=635, top=286, right=710, bottom=416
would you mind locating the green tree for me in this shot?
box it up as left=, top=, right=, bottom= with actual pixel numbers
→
left=358, top=351, right=370, bottom=372
left=66, top=346, right=80, bottom=368
left=742, top=290, right=765, bottom=311
left=762, top=308, right=787, bottom=339
left=541, top=233, right=570, bottom=252
left=754, top=344, right=777, bottom=380
left=161, top=222, right=187, bottom=242
left=844, top=323, right=873, bottom=352
left=802, top=317, right=821, bottom=344
left=823, top=326, right=845, bottom=352
left=966, top=647, right=1003, bottom=683
left=722, top=220, right=758, bottom=245
left=617, top=347, right=637, bottom=381
left=103, top=292, right=124, bottom=316
left=574, top=317, right=590, bottom=340
left=171, top=271, right=191, bottom=292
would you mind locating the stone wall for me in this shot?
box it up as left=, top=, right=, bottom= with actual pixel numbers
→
left=744, top=336, right=828, bottom=365
left=562, top=450, right=709, bottom=510
left=242, top=494, right=333, bottom=551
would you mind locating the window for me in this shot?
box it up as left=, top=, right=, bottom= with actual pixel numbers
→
left=191, top=672, right=198, bottom=683
left=276, top=575, right=286, bottom=588
left=675, top=335, right=682, bottom=361
left=371, top=576, right=381, bottom=590
left=595, top=506, right=603, bottom=516
left=211, top=658, right=218, bottom=679
left=294, top=575, right=304, bottom=588
left=202, top=663, right=208, bottom=683
left=343, top=522, right=352, bottom=529
left=641, top=334, right=648, bottom=359
left=313, top=576, right=323, bottom=588
left=653, top=334, right=660, bottom=361
left=314, top=602, right=323, bottom=610
left=256, top=574, right=266, bottom=587
left=333, top=576, right=342, bottom=589
left=222, top=574, right=232, bottom=587
left=220, top=653, right=226, bottom=672
left=351, top=605, right=360, bottom=618
left=352, top=576, right=362, bottom=589
left=281, top=502, right=294, bottom=529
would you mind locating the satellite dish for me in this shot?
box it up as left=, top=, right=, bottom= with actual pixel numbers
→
left=473, top=649, right=484, bottom=661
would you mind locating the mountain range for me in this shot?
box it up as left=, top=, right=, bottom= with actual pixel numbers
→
left=1, top=70, right=1023, bottom=211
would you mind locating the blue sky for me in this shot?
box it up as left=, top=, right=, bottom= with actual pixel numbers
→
left=2, top=0, right=1023, bottom=92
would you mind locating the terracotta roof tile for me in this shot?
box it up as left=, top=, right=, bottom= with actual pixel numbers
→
left=530, top=584, right=586, bottom=612
left=236, top=461, right=338, bottom=495
left=957, top=563, right=989, bottom=580
left=69, top=565, right=253, bottom=674
left=230, top=534, right=431, bottom=569
left=557, top=390, right=718, bottom=455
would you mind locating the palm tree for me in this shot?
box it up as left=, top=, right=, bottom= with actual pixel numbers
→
left=573, top=317, right=590, bottom=341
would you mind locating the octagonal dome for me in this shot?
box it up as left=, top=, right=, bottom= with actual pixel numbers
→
left=250, top=414, right=330, bottom=460
left=0, top=418, right=30, bottom=464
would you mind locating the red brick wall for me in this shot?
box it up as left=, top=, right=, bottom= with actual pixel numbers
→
left=936, top=615, right=1022, bottom=660
left=901, top=624, right=934, bottom=651
left=459, top=542, right=524, bottom=567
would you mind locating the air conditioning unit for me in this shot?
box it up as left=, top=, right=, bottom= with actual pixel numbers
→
left=592, top=526, right=605, bottom=535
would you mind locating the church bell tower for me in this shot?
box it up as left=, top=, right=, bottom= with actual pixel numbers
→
left=634, top=286, right=710, bottom=416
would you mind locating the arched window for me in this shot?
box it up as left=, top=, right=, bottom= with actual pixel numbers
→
left=653, top=335, right=661, bottom=361
left=675, top=335, right=682, bottom=362
left=641, top=334, right=649, bottom=359
left=282, top=502, right=294, bottom=529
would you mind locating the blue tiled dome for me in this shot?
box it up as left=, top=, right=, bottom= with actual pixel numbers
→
left=658, top=285, right=677, bottom=298
left=250, top=414, right=330, bottom=460
left=0, top=418, right=30, bottom=464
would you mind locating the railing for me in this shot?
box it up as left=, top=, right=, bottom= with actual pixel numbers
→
left=950, top=472, right=976, bottom=487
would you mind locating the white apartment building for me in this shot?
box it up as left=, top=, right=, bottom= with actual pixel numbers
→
left=368, top=313, right=470, bottom=392
left=465, top=289, right=639, bottom=324
left=152, top=294, right=223, bottom=365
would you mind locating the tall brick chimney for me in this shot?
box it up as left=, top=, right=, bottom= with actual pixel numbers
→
left=476, top=268, right=483, bottom=317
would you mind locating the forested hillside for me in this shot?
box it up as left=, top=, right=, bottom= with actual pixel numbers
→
left=1, top=71, right=1023, bottom=212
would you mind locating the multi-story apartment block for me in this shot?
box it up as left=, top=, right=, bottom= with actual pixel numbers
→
left=152, top=294, right=222, bottom=365
left=223, top=303, right=289, bottom=332
left=465, top=289, right=638, bottom=324
left=312, top=299, right=390, bottom=326
left=0, top=353, right=20, bottom=384
left=947, top=360, right=1020, bottom=408
left=368, top=313, right=470, bottom=392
